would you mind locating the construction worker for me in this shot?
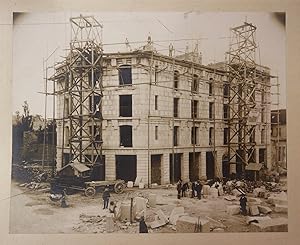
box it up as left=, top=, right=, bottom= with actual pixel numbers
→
left=181, top=181, right=189, bottom=197
left=176, top=179, right=182, bottom=199
left=102, top=185, right=110, bottom=209
left=139, top=216, right=148, bottom=233
left=109, top=201, right=116, bottom=214
left=195, top=180, right=203, bottom=200
left=61, top=188, right=68, bottom=208
left=191, top=181, right=196, bottom=198
left=239, top=193, right=248, bottom=215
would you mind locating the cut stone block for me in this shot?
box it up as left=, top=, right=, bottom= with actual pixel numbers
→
left=248, top=197, right=262, bottom=204
left=249, top=205, right=260, bottom=216
left=176, top=216, right=210, bottom=233
left=226, top=205, right=240, bottom=215
left=274, top=204, right=288, bottom=213
left=246, top=216, right=271, bottom=224
left=134, top=197, right=147, bottom=216
left=232, top=189, right=242, bottom=197
left=149, top=209, right=168, bottom=229
left=253, top=187, right=266, bottom=198
left=120, top=203, right=131, bottom=221
left=127, top=181, right=134, bottom=188
left=250, top=218, right=288, bottom=232
left=209, top=187, right=218, bottom=199
left=212, top=228, right=225, bottom=232
left=218, top=186, right=224, bottom=196
left=258, top=205, right=272, bottom=214
left=134, top=176, right=143, bottom=186
left=224, top=195, right=237, bottom=201
left=148, top=194, right=157, bottom=208
left=106, top=214, right=114, bottom=233
left=267, top=197, right=288, bottom=206
left=169, top=207, right=185, bottom=225
left=202, top=185, right=210, bottom=196
left=120, top=202, right=136, bottom=221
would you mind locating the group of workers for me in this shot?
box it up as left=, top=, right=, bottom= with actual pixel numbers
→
left=176, top=179, right=203, bottom=199
left=176, top=178, right=248, bottom=216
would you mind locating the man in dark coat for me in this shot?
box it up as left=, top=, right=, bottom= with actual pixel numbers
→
left=181, top=182, right=189, bottom=197
left=195, top=180, right=203, bottom=199
left=176, top=179, right=182, bottom=199
left=61, top=188, right=68, bottom=208
left=239, top=193, right=248, bottom=215
left=191, top=181, right=196, bottom=198
left=139, top=216, right=148, bottom=233
left=102, top=185, right=110, bottom=209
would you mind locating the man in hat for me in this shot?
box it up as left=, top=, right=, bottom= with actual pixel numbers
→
left=102, top=185, right=110, bottom=209
left=139, top=216, right=148, bottom=233
left=239, top=193, right=248, bottom=215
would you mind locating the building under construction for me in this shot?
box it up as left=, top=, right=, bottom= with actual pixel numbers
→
left=50, top=15, right=273, bottom=185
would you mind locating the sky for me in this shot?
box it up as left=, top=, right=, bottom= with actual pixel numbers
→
left=12, top=12, right=286, bottom=118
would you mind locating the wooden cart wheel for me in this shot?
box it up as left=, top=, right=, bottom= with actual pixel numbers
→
left=85, top=187, right=96, bottom=197
left=114, top=182, right=124, bottom=194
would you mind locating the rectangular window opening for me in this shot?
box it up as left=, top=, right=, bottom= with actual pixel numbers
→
left=174, top=70, right=179, bottom=89
left=191, top=100, right=198, bottom=118
left=155, top=95, right=158, bottom=110
left=209, top=102, right=214, bottom=120
left=120, top=125, right=133, bottom=147
left=173, top=126, right=179, bottom=146
left=119, top=65, right=132, bottom=85
left=174, top=98, right=179, bottom=118
left=224, top=128, right=229, bottom=145
left=119, top=95, right=132, bottom=117
left=191, top=127, right=198, bottom=145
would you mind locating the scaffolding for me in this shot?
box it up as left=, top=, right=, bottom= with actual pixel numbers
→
left=227, top=22, right=260, bottom=177
left=51, top=15, right=104, bottom=172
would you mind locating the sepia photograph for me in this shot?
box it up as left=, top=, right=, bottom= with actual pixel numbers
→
left=10, top=11, right=287, bottom=234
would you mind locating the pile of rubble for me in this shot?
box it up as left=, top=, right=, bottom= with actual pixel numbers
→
left=19, top=181, right=50, bottom=192
left=224, top=186, right=288, bottom=232
left=12, top=163, right=52, bottom=183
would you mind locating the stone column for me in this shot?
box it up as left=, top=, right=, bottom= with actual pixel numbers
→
left=105, top=154, right=116, bottom=180
left=200, top=151, right=207, bottom=178
left=161, top=153, right=170, bottom=184
left=137, top=152, right=149, bottom=185
left=215, top=151, right=223, bottom=178
left=182, top=152, right=189, bottom=181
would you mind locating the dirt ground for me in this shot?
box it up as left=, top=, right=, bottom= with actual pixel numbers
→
left=9, top=180, right=288, bottom=234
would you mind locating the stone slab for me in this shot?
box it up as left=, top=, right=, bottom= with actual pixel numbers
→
left=267, top=197, right=288, bottom=206
left=226, top=205, right=240, bottom=215
left=209, top=187, right=218, bottom=199
left=176, top=216, right=210, bottom=233
left=246, top=216, right=271, bottom=224
left=250, top=218, right=288, bottom=232
left=249, top=205, right=260, bottom=216
left=169, top=207, right=185, bottom=225
left=258, top=205, right=272, bottom=214
left=274, top=204, right=288, bottom=213
left=202, top=185, right=210, bottom=195
left=149, top=209, right=168, bottom=229
left=148, top=194, right=157, bottom=208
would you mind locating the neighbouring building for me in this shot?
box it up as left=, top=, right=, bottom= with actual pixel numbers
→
left=271, top=109, right=287, bottom=169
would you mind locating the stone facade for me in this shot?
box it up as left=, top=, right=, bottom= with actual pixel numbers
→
left=55, top=51, right=271, bottom=185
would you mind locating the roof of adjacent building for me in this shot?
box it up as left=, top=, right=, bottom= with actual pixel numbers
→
left=58, top=162, right=90, bottom=173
